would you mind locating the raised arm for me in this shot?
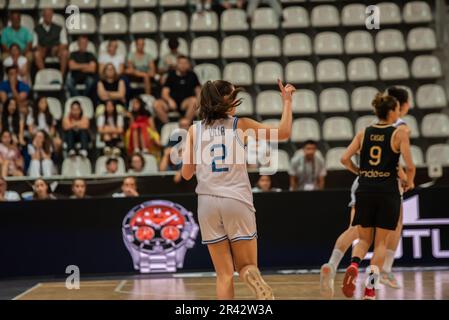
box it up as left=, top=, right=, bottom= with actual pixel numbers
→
left=238, top=79, right=295, bottom=141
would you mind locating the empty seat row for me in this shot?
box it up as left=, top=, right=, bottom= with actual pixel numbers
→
left=8, top=0, right=187, bottom=10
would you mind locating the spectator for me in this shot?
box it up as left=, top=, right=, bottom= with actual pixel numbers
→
left=252, top=175, right=281, bottom=193
left=70, top=178, right=87, bottom=199
left=33, top=8, right=68, bottom=76
left=104, top=157, right=119, bottom=175
left=3, top=43, right=30, bottom=84
left=0, top=98, right=25, bottom=146
left=62, top=100, right=90, bottom=157
left=289, top=140, right=327, bottom=191
left=27, top=97, right=62, bottom=152
left=125, top=97, right=160, bottom=157
left=246, top=0, right=283, bottom=23
left=112, top=176, right=139, bottom=198
left=0, top=130, right=24, bottom=177
left=32, top=178, right=56, bottom=200
left=66, top=36, right=97, bottom=97
left=219, top=0, right=245, bottom=10
left=0, top=177, right=20, bottom=201
left=96, top=100, right=124, bottom=156
left=0, top=11, right=33, bottom=63
left=195, top=0, right=213, bottom=12
left=125, top=38, right=156, bottom=95
left=160, top=146, right=182, bottom=172
left=158, top=37, right=180, bottom=75
left=98, top=40, right=125, bottom=75
left=0, top=65, right=30, bottom=106
left=97, top=63, right=126, bottom=107
left=154, top=56, right=200, bottom=123
left=128, top=153, right=146, bottom=174
left=28, top=130, right=54, bottom=177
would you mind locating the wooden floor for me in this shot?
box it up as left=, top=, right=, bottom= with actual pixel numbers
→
left=12, top=269, right=449, bottom=300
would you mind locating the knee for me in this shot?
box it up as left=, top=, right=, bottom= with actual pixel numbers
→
left=216, top=270, right=234, bottom=283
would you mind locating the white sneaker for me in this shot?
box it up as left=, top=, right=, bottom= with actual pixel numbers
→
left=68, top=149, right=76, bottom=157
left=240, top=265, right=274, bottom=300
left=380, top=271, right=401, bottom=289
left=320, top=263, right=336, bottom=299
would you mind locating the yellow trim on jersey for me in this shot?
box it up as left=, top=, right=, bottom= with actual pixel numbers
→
left=390, top=127, right=401, bottom=154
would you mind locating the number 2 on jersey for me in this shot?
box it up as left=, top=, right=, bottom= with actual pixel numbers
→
left=211, top=144, right=229, bottom=172
left=369, top=146, right=382, bottom=166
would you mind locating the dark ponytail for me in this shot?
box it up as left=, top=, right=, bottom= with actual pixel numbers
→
left=372, top=92, right=398, bottom=120
left=198, top=80, right=244, bottom=125
left=386, top=86, right=409, bottom=106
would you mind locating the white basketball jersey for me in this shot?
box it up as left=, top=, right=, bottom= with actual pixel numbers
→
left=394, top=118, right=406, bottom=128
left=194, top=116, right=255, bottom=211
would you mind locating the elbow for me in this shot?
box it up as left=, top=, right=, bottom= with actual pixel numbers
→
left=278, top=128, right=291, bottom=141
left=340, top=156, right=349, bottom=167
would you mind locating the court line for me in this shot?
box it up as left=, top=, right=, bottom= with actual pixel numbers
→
left=114, top=280, right=127, bottom=293
left=12, top=283, right=42, bottom=300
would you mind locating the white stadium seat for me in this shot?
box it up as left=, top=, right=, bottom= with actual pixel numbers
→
left=160, top=0, right=187, bottom=7
left=223, top=62, right=252, bottom=86
left=160, top=122, right=179, bottom=146
left=291, top=118, right=321, bottom=143
left=235, top=92, right=253, bottom=116
left=345, top=31, right=374, bottom=55
left=403, top=1, right=432, bottom=24
left=99, top=0, right=127, bottom=8
left=283, top=33, right=312, bottom=56
left=416, top=84, right=447, bottom=110
left=252, top=7, right=279, bottom=30
left=347, top=58, right=377, bottom=82
left=130, top=11, right=157, bottom=33
left=311, top=5, right=340, bottom=27
left=403, top=115, right=420, bottom=139
left=160, top=11, right=188, bottom=32
left=341, top=4, right=366, bottom=26
left=221, top=9, right=249, bottom=32
left=351, top=87, right=379, bottom=112
left=159, top=38, right=189, bottom=57
left=421, top=114, right=449, bottom=138
left=252, top=35, right=281, bottom=58
left=255, top=62, right=283, bottom=85
left=292, top=90, right=318, bottom=114
left=39, top=0, right=66, bottom=9
left=323, top=117, right=353, bottom=141
left=19, top=14, right=35, bottom=33
left=400, top=145, right=424, bottom=167
left=67, top=13, right=96, bottom=34
left=314, top=32, right=343, bottom=55
left=9, top=0, right=35, bottom=9
left=221, top=36, right=250, bottom=59
left=376, top=29, right=406, bottom=53
left=190, top=37, right=219, bottom=59
left=378, top=2, right=402, bottom=25
left=142, top=154, right=158, bottom=173
left=70, top=0, right=97, bottom=9
left=426, top=144, right=449, bottom=166
left=99, top=12, right=127, bottom=35
left=325, top=147, right=348, bottom=170
left=320, top=88, right=350, bottom=113
left=274, top=150, right=291, bottom=172
left=316, top=59, right=346, bottom=83
left=190, top=11, right=219, bottom=32
left=282, top=6, right=309, bottom=29
left=62, top=156, right=92, bottom=176
left=411, top=55, right=442, bottom=79
left=355, top=115, right=377, bottom=132
left=46, top=97, right=63, bottom=121
left=193, top=63, right=221, bottom=84
left=257, top=91, right=283, bottom=116
left=95, top=156, right=126, bottom=174
left=130, top=39, right=158, bottom=59
left=129, top=0, right=157, bottom=8
left=33, top=69, right=63, bottom=92
left=379, top=57, right=410, bottom=80
left=407, top=28, right=437, bottom=51
left=65, top=96, right=94, bottom=119
left=285, top=61, right=315, bottom=84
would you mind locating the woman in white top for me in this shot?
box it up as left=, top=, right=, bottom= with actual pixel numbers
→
left=182, top=79, right=295, bottom=300
left=3, top=44, right=29, bottom=84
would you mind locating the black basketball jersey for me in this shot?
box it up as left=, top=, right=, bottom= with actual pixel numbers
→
left=357, top=124, right=400, bottom=193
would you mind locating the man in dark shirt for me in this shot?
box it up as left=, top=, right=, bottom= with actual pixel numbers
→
left=65, top=36, right=98, bottom=97
left=33, top=8, right=69, bottom=76
left=0, top=65, right=30, bottom=105
left=153, top=55, right=201, bottom=123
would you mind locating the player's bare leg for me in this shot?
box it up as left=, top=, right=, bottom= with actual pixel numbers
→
left=207, top=240, right=235, bottom=300
left=381, top=206, right=403, bottom=288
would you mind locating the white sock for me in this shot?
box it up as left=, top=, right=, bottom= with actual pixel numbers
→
left=366, top=265, right=380, bottom=289
left=328, top=249, right=344, bottom=270
left=383, top=249, right=396, bottom=273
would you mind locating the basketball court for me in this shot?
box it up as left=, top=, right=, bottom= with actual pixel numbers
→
left=7, top=268, right=449, bottom=300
